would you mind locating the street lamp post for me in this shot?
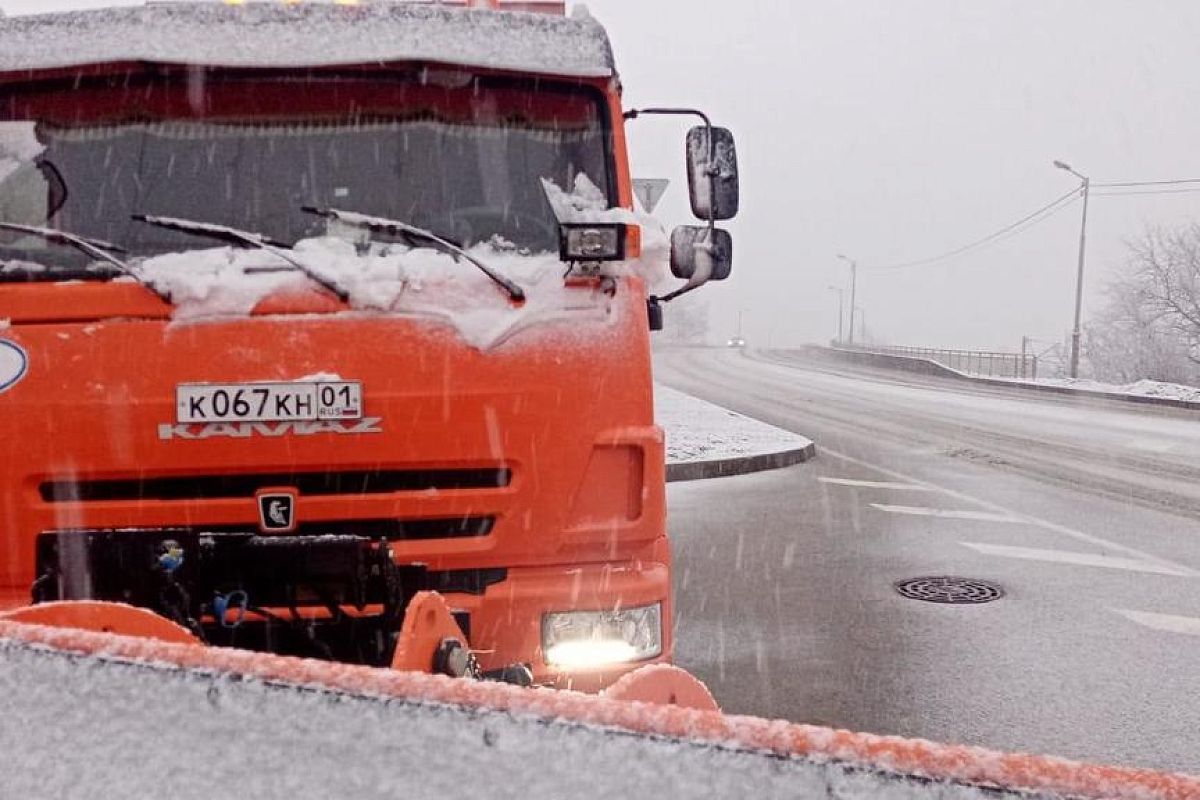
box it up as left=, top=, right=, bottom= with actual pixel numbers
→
left=826, top=285, right=844, bottom=342
left=1053, top=159, right=1090, bottom=379
left=836, top=254, right=858, bottom=345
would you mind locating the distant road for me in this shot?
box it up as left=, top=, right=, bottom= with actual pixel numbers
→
left=656, top=346, right=1200, bottom=775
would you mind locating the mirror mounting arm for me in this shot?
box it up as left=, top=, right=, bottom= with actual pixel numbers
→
left=624, top=107, right=718, bottom=236
left=652, top=282, right=703, bottom=305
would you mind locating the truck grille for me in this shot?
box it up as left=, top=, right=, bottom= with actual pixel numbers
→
left=42, top=517, right=495, bottom=542
left=40, top=467, right=511, bottom=503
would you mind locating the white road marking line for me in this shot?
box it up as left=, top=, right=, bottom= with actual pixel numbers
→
left=961, top=542, right=1194, bottom=577
left=1113, top=608, right=1200, bottom=636
left=870, top=504, right=1021, bottom=523
left=819, top=477, right=934, bottom=491
left=1124, top=438, right=1176, bottom=454
left=822, top=448, right=1200, bottom=578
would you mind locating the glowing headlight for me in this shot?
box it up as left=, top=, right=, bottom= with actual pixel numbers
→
left=542, top=603, right=662, bottom=667
left=558, top=223, right=627, bottom=262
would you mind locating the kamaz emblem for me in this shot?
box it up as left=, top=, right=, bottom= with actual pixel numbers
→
left=158, top=418, right=383, bottom=440
left=256, top=490, right=297, bottom=533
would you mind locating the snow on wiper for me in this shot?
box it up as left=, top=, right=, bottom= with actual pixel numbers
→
left=0, top=220, right=170, bottom=301
left=301, top=206, right=525, bottom=304
left=131, top=213, right=349, bottom=302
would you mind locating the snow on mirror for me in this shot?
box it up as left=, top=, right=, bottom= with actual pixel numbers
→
left=685, top=125, right=739, bottom=222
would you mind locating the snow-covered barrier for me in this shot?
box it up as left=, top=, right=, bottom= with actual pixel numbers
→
left=3, top=622, right=1197, bottom=799
left=816, top=346, right=1200, bottom=411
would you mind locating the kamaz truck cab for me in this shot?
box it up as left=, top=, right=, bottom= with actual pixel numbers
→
left=0, top=1, right=737, bottom=691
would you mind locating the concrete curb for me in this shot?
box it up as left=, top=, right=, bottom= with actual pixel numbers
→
left=666, top=441, right=816, bottom=482
left=812, top=346, right=1200, bottom=412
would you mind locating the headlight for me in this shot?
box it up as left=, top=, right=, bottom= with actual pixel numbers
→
left=558, top=223, right=627, bottom=262
left=542, top=602, right=662, bottom=667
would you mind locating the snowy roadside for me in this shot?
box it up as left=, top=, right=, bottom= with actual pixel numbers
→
left=823, top=346, right=1200, bottom=410
left=993, top=376, right=1200, bottom=404
left=655, top=384, right=814, bottom=479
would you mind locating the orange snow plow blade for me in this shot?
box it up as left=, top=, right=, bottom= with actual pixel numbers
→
left=602, top=663, right=719, bottom=711
left=2, top=616, right=1197, bottom=799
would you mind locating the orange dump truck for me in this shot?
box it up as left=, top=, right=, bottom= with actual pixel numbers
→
left=0, top=1, right=737, bottom=692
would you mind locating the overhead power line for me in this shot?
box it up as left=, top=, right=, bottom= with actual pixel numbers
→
left=865, top=187, right=1080, bottom=271
left=861, top=174, right=1200, bottom=273
left=1092, top=186, right=1200, bottom=197
left=1093, top=178, right=1200, bottom=188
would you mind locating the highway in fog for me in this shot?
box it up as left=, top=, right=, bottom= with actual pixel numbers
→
left=657, top=346, right=1200, bottom=775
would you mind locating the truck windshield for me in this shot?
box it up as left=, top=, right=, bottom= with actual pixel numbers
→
left=0, top=71, right=612, bottom=271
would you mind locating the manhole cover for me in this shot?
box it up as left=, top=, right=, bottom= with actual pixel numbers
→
left=894, top=576, right=1004, bottom=604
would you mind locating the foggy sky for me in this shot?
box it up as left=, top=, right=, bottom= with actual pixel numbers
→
left=5, top=0, right=1200, bottom=352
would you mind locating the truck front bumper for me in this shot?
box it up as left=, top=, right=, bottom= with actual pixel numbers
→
left=445, top=549, right=672, bottom=693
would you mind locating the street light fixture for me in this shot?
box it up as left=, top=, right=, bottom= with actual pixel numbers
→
left=836, top=253, right=858, bottom=346
left=1053, top=159, right=1090, bottom=378
left=826, top=285, right=844, bottom=342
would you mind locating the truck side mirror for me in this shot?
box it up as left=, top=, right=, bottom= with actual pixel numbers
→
left=685, top=126, right=739, bottom=222
left=670, top=225, right=732, bottom=282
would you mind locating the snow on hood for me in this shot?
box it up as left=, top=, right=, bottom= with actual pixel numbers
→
left=541, top=173, right=613, bottom=222
left=139, top=239, right=587, bottom=350
left=542, top=173, right=673, bottom=292
left=137, top=184, right=671, bottom=351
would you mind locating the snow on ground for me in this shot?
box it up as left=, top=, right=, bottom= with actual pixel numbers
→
left=839, top=347, right=1200, bottom=406
left=655, top=383, right=811, bottom=463
left=989, top=375, right=1200, bottom=404
left=1046, top=377, right=1200, bottom=403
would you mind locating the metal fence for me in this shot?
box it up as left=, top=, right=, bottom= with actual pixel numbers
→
left=840, top=344, right=1038, bottom=380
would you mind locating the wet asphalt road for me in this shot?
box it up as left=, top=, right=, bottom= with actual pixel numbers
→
left=656, top=346, right=1200, bottom=775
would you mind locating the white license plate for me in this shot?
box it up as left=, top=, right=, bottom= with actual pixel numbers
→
left=176, top=381, right=362, bottom=423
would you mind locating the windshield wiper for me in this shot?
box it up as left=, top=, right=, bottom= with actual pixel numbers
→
left=302, top=206, right=525, bottom=304
left=131, top=214, right=349, bottom=302
left=0, top=221, right=171, bottom=302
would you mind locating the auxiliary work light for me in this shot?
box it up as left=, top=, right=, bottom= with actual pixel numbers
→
left=558, top=223, right=628, bottom=262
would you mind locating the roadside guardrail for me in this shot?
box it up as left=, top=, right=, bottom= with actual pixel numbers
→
left=836, top=343, right=1037, bottom=380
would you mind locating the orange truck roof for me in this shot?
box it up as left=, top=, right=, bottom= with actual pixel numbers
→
left=0, top=2, right=614, bottom=80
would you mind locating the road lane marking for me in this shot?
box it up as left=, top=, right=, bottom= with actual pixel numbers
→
left=1113, top=608, right=1200, bottom=636
left=819, top=477, right=934, bottom=491
left=871, top=504, right=1022, bottom=523
left=1124, top=438, right=1176, bottom=454
left=960, top=542, right=1194, bottom=577
left=657, top=360, right=1200, bottom=579
left=821, top=448, right=1200, bottom=578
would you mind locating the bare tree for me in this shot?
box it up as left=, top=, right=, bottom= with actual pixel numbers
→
left=1128, top=224, right=1200, bottom=359
left=1086, top=224, right=1200, bottom=384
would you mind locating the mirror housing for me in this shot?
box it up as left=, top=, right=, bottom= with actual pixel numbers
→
left=670, top=225, right=732, bottom=283
left=686, top=126, right=739, bottom=221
